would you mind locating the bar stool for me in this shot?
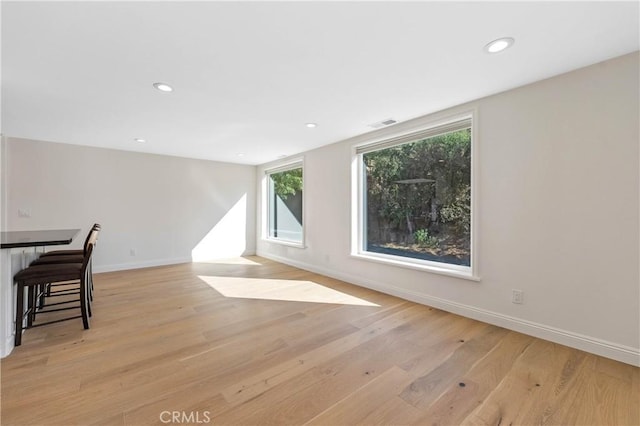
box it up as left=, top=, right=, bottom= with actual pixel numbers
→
left=13, top=242, right=95, bottom=346
left=31, top=225, right=101, bottom=303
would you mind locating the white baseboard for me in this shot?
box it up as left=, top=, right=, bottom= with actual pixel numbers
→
left=93, top=250, right=258, bottom=274
left=94, top=257, right=192, bottom=273
left=257, top=250, right=640, bottom=367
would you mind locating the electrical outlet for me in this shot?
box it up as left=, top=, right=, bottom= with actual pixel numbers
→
left=18, top=208, right=31, bottom=218
left=512, top=289, right=524, bottom=304
left=130, top=248, right=137, bottom=256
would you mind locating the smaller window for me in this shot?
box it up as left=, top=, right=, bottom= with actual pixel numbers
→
left=266, top=162, right=304, bottom=245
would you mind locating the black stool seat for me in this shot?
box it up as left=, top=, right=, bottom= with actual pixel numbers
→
left=38, top=249, right=83, bottom=257
left=31, top=254, right=84, bottom=265
left=14, top=263, right=83, bottom=285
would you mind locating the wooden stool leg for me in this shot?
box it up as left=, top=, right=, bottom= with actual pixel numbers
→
left=89, top=261, right=94, bottom=301
left=14, top=283, right=24, bottom=347
left=87, top=284, right=92, bottom=318
left=38, top=283, right=47, bottom=309
left=26, top=286, right=35, bottom=327
left=80, top=276, right=90, bottom=330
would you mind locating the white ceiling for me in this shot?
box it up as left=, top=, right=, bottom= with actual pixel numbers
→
left=2, top=1, right=638, bottom=165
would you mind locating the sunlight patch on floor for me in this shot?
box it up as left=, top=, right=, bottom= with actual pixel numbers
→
left=198, top=276, right=379, bottom=306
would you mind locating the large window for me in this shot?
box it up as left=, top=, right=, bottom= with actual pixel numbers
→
left=356, top=117, right=472, bottom=273
left=266, top=162, right=304, bottom=245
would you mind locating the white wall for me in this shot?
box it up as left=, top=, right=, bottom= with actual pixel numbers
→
left=257, top=52, right=640, bottom=366
left=6, top=139, right=256, bottom=271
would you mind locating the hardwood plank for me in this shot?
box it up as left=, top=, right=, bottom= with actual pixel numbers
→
left=213, top=327, right=426, bottom=425
left=461, top=339, right=585, bottom=425
left=399, top=325, right=510, bottom=408
left=220, top=304, right=430, bottom=405
left=412, top=330, right=534, bottom=425
left=541, top=354, right=639, bottom=426
left=305, top=366, right=413, bottom=425
left=356, top=396, right=425, bottom=425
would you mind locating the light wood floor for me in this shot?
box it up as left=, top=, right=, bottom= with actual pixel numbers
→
left=1, top=257, right=638, bottom=425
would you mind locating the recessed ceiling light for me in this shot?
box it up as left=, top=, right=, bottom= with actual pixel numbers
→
left=237, top=153, right=245, bottom=157
left=153, top=82, right=173, bottom=92
left=134, top=138, right=146, bottom=143
left=305, top=123, right=317, bottom=128
left=484, top=37, right=515, bottom=54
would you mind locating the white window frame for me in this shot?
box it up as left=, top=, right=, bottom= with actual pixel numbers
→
left=351, top=111, right=479, bottom=281
left=263, top=158, right=305, bottom=248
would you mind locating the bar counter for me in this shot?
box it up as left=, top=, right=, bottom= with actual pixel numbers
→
left=1, top=229, right=80, bottom=249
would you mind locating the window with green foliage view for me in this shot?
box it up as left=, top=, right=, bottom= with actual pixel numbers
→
left=268, top=165, right=303, bottom=243
left=360, top=122, right=471, bottom=268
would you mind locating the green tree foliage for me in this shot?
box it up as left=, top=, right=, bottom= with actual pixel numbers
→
left=364, top=129, right=471, bottom=258
left=414, top=228, right=439, bottom=248
left=440, top=185, right=471, bottom=235
left=271, top=168, right=303, bottom=200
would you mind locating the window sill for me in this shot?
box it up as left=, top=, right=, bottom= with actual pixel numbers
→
left=350, top=252, right=480, bottom=282
left=263, top=238, right=306, bottom=249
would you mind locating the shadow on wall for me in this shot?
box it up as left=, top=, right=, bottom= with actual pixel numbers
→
left=191, top=194, right=250, bottom=262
